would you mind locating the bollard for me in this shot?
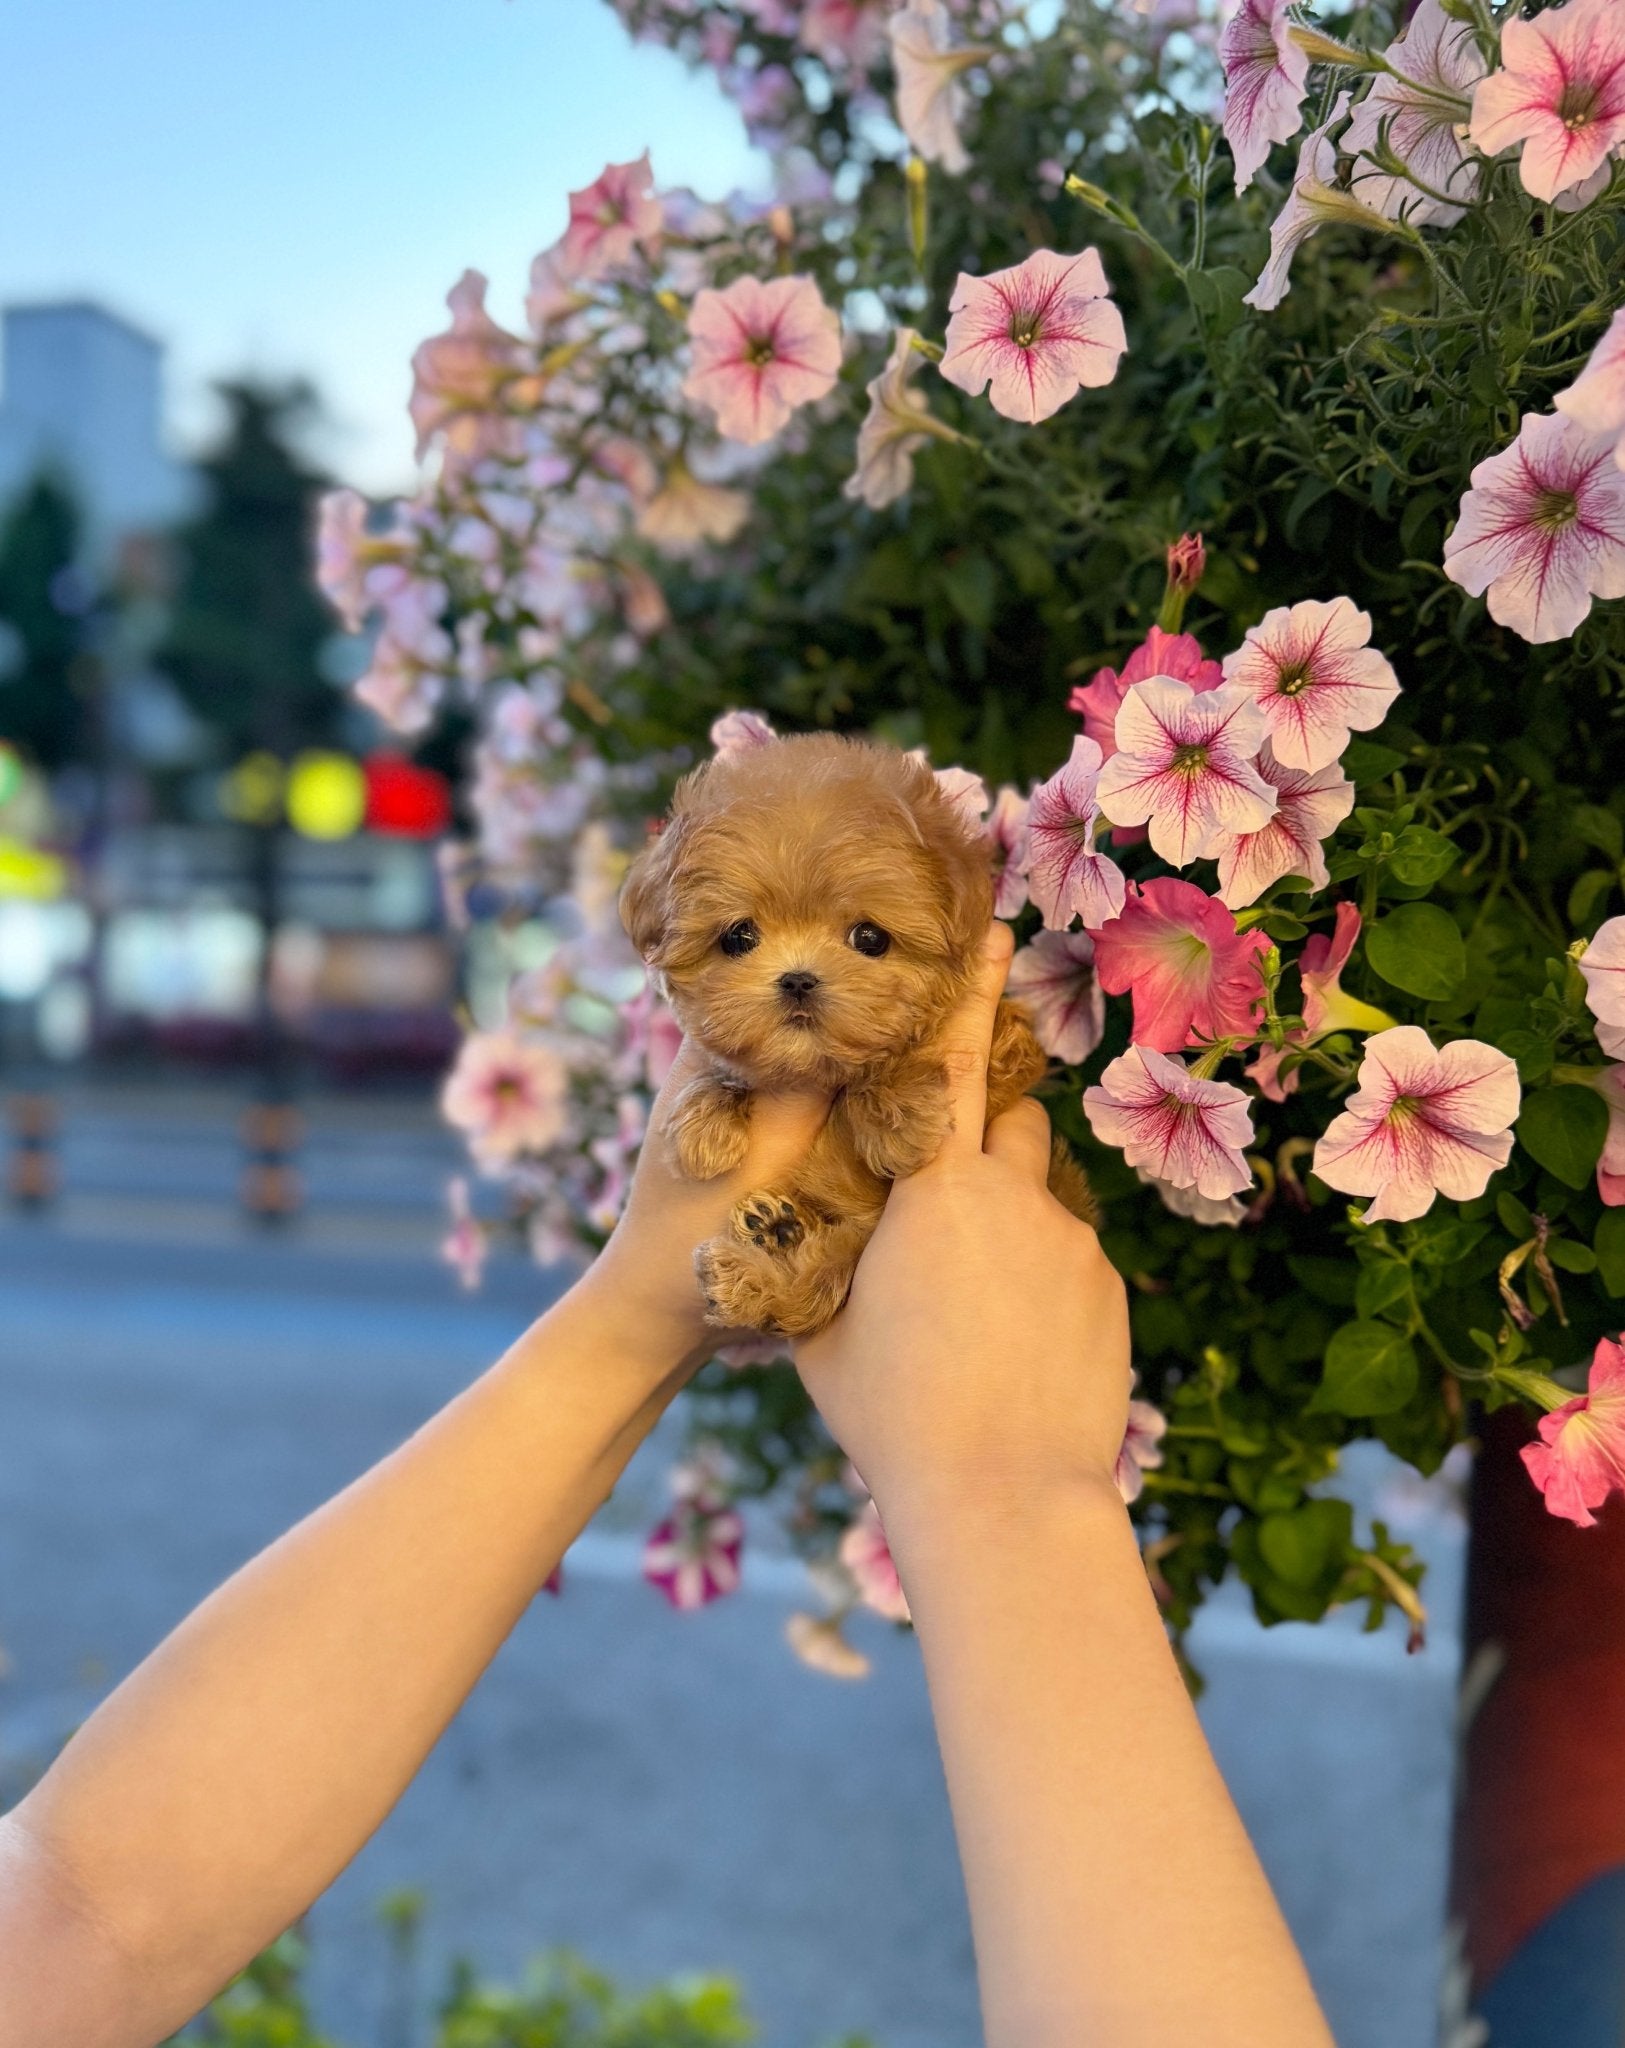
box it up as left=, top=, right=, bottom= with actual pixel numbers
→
left=239, top=1099, right=304, bottom=1223
left=5, top=1092, right=60, bottom=1209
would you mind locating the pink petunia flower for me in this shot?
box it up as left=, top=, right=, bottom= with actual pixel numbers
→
left=1083, top=1045, right=1257, bottom=1198
left=1020, top=736, right=1128, bottom=931
left=1095, top=678, right=1277, bottom=868
left=888, top=0, right=993, bottom=173
left=636, top=460, right=752, bottom=556
left=441, top=1028, right=570, bottom=1169
left=1068, top=626, right=1224, bottom=763
left=1221, top=596, right=1401, bottom=772
left=839, top=1501, right=911, bottom=1623
left=1243, top=93, right=1404, bottom=314
left=560, top=153, right=664, bottom=277
left=354, top=637, right=446, bottom=738
left=409, top=270, right=529, bottom=467
left=1469, top=0, right=1625, bottom=204
left=1090, top=877, right=1271, bottom=1053
left=1115, top=1385, right=1170, bottom=1505
left=316, top=488, right=400, bottom=632
left=439, top=1177, right=487, bottom=1291
left=799, top=0, right=890, bottom=69
left=984, top=785, right=1030, bottom=917
left=844, top=326, right=961, bottom=508
left=1580, top=914, right=1625, bottom=1058
left=683, top=274, right=843, bottom=446
left=711, top=708, right=779, bottom=758
left=1300, top=900, right=1395, bottom=1037
left=1005, top=930, right=1105, bottom=1065
left=1219, top=0, right=1311, bottom=193
left=1344, top=0, right=1486, bottom=227
left=1137, top=1165, right=1247, bottom=1227
left=642, top=1497, right=745, bottom=1610
left=1442, top=410, right=1625, bottom=645
left=1214, top=742, right=1355, bottom=909
left=939, top=248, right=1128, bottom=426
left=524, top=246, right=586, bottom=335
left=1591, top=1064, right=1625, bottom=1206
left=1311, top=1025, right=1520, bottom=1223
left=1555, top=308, right=1625, bottom=474
left=922, top=759, right=990, bottom=828
left=1521, top=1335, right=1625, bottom=1527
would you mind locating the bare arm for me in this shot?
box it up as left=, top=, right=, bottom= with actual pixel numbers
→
left=0, top=1050, right=826, bottom=2048
left=796, top=927, right=1334, bottom=2048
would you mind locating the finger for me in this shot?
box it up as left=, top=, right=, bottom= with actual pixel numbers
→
left=745, top=1084, right=833, bottom=1188
left=983, top=1097, right=1053, bottom=1183
left=924, top=922, right=1014, bottom=1167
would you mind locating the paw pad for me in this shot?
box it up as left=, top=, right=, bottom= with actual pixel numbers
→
left=742, top=1198, right=804, bottom=1250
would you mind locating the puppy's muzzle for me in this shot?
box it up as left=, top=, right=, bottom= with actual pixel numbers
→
left=777, top=969, right=820, bottom=1024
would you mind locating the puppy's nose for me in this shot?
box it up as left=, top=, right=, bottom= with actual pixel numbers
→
left=777, top=970, right=820, bottom=1000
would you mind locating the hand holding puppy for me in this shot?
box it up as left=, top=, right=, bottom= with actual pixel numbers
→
left=795, top=923, right=1132, bottom=1535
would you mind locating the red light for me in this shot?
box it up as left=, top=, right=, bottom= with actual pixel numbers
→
left=363, top=754, right=453, bottom=838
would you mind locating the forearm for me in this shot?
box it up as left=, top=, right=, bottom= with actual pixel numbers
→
left=0, top=1274, right=680, bottom=2048
left=889, top=1481, right=1333, bottom=2048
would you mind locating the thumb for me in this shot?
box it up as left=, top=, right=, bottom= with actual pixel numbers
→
left=741, top=1084, right=832, bottom=1188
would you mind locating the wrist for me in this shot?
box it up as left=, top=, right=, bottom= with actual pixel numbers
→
left=545, top=1252, right=706, bottom=1393
left=879, top=1466, right=1133, bottom=1582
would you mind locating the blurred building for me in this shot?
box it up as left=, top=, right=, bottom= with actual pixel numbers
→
left=0, top=301, right=196, bottom=567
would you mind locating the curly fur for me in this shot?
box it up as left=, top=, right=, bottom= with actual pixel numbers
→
left=621, top=734, right=1097, bottom=1337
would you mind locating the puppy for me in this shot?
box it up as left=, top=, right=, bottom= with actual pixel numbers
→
left=620, top=733, right=1096, bottom=1338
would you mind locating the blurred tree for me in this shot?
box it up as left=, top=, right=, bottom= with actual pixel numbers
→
left=0, top=472, right=87, bottom=769
left=159, top=381, right=340, bottom=755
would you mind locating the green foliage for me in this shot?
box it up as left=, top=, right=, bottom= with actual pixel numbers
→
left=160, top=382, right=341, bottom=755
left=0, top=472, right=87, bottom=768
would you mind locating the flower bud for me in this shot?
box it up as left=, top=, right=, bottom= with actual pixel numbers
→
left=1157, top=531, right=1206, bottom=629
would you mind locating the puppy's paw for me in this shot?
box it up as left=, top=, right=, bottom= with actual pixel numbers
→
left=845, top=1070, right=951, bottom=1181
left=730, top=1190, right=809, bottom=1254
left=695, top=1238, right=787, bottom=1334
left=666, top=1076, right=750, bottom=1181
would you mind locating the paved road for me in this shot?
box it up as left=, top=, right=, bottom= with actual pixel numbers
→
left=0, top=1083, right=1465, bottom=2046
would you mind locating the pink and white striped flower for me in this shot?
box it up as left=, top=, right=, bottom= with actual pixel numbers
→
left=1083, top=1045, right=1257, bottom=1199
left=683, top=274, right=843, bottom=446
left=409, top=270, right=529, bottom=467
left=1021, top=736, right=1127, bottom=930
left=1090, top=877, right=1271, bottom=1053
left=940, top=248, right=1127, bottom=426
left=1555, top=308, right=1625, bottom=474
left=917, top=757, right=990, bottom=829
left=1006, top=930, right=1105, bottom=1065
left=711, top=708, right=779, bottom=759
left=887, top=0, right=992, bottom=174
left=1068, top=626, right=1223, bottom=763
left=1222, top=596, right=1401, bottom=772
left=1137, top=1165, right=1247, bottom=1227
left=839, top=1501, right=911, bottom=1623
left=560, top=153, right=663, bottom=276
left=1095, top=677, right=1277, bottom=867
left=441, top=1028, right=570, bottom=1169
left=1215, top=743, right=1356, bottom=909
left=1442, top=410, right=1625, bottom=644
left=1344, top=0, right=1486, bottom=227
left=1243, top=94, right=1398, bottom=314
left=984, top=785, right=1030, bottom=918
left=1580, top=915, right=1625, bottom=1058
left=1592, top=1065, right=1625, bottom=1207
left=799, top=0, right=890, bottom=70
left=1301, top=901, right=1394, bottom=1038
left=1521, top=1335, right=1625, bottom=1528
left=1469, top=0, right=1625, bottom=204
left=1311, top=1026, right=1520, bottom=1223
left=642, top=1497, right=746, bottom=1610
left=1219, top=0, right=1310, bottom=193
left=1115, top=1385, right=1170, bottom=1505
left=845, top=326, right=961, bottom=508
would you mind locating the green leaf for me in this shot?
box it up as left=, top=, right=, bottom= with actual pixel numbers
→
left=1365, top=902, right=1466, bottom=1000
left=938, top=550, right=998, bottom=631
left=1547, top=1237, right=1597, bottom=1274
left=1287, top=1254, right=1359, bottom=1307
left=1285, top=474, right=1338, bottom=546
left=1597, top=1210, right=1625, bottom=1297
left=1572, top=803, right=1623, bottom=864
left=1399, top=488, right=1445, bottom=557
left=1496, top=1191, right=1534, bottom=1239
left=1569, top=867, right=1617, bottom=929
left=1258, top=1499, right=1354, bottom=1591
left=1185, top=264, right=1251, bottom=336
left=1312, top=1320, right=1419, bottom=1417
left=1341, top=737, right=1405, bottom=784
left=1355, top=1260, right=1413, bottom=1321
left=1518, top=1084, right=1609, bottom=1189
left=1386, top=825, right=1458, bottom=888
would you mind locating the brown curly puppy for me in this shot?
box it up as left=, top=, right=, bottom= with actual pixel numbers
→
left=620, top=733, right=1096, bottom=1337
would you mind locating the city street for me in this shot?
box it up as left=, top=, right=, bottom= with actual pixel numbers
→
left=1, top=1083, right=1466, bottom=2048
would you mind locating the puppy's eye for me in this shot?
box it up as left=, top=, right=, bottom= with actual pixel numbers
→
left=719, top=919, right=760, bottom=958
left=848, top=921, right=892, bottom=958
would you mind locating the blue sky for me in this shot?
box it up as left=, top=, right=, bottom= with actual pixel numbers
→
left=1, top=0, right=762, bottom=492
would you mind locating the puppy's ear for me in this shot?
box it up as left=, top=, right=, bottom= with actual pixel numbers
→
left=620, top=816, right=683, bottom=964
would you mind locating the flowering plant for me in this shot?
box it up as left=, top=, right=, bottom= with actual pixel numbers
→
left=319, top=0, right=1625, bottom=1669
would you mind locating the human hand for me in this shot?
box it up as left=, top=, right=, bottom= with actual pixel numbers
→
left=794, top=924, right=1131, bottom=1539
left=572, top=1041, right=829, bottom=1383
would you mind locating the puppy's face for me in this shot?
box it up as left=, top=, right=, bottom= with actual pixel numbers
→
left=622, top=739, right=992, bottom=1086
